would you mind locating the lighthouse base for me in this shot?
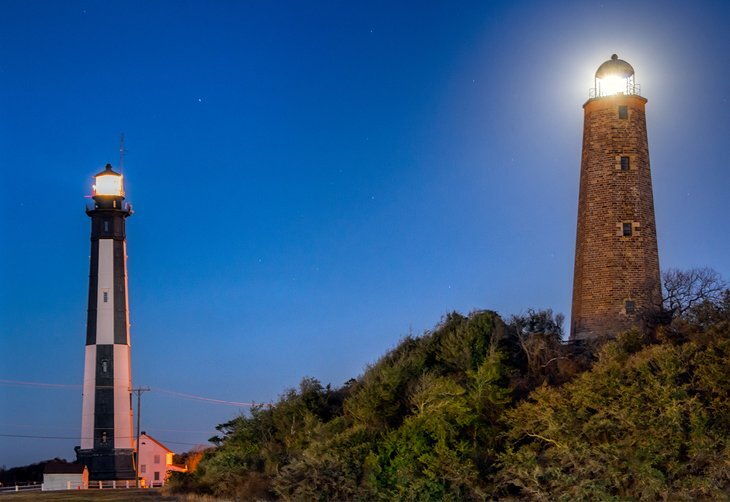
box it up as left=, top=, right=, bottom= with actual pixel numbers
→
left=76, top=448, right=136, bottom=481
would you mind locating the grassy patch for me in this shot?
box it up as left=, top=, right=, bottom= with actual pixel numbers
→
left=0, top=489, right=180, bottom=501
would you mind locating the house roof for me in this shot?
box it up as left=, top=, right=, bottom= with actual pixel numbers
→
left=44, top=463, right=86, bottom=474
left=140, top=433, right=173, bottom=453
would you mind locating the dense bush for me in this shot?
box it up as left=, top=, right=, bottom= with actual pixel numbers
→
left=167, top=290, right=729, bottom=500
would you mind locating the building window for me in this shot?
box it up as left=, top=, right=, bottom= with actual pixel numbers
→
left=154, top=454, right=160, bottom=464
left=622, top=222, right=633, bottom=236
left=620, top=156, right=630, bottom=171
left=103, top=291, right=109, bottom=303
left=154, top=472, right=160, bottom=481
left=625, top=300, right=636, bottom=314
left=140, top=464, right=146, bottom=473
left=618, top=106, right=628, bottom=119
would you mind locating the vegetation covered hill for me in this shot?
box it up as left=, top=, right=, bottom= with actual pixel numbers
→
left=168, top=273, right=729, bottom=500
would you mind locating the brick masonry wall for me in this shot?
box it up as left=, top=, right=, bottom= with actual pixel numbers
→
left=571, top=95, right=661, bottom=339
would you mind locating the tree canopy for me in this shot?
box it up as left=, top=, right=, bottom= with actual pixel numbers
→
left=167, top=275, right=730, bottom=500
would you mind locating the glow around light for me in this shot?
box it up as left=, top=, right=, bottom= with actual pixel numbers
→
left=597, top=75, right=627, bottom=96
left=94, top=174, right=124, bottom=196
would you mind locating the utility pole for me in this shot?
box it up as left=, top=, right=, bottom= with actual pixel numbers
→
left=132, top=386, right=150, bottom=488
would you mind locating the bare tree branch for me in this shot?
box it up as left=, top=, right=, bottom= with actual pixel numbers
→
left=662, top=268, right=727, bottom=318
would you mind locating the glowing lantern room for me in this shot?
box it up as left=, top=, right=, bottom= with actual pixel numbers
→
left=593, top=54, right=639, bottom=98
left=93, top=163, right=125, bottom=198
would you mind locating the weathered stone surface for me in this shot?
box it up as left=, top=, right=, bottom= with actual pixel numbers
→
left=571, top=95, right=661, bottom=339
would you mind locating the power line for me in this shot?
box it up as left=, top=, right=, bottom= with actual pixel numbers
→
left=144, top=427, right=217, bottom=434
left=0, top=423, right=215, bottom=434
left=154, top=439, right=211, bottom=447
left=0, top=433, right=80, bottom=440
left=152, top=387, right=269, bottom=407
left=0, top=378, right=269, bottom=407
left=0, top=433, right=209, bottom=447
left=0, top=423, right=78, bottom=431
left=0, top=379, right=80, bottom=389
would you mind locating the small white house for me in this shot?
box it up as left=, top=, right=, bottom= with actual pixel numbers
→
left=42, top=463, right=88, bottom=491
left=137, top=432, right=187, bottom=487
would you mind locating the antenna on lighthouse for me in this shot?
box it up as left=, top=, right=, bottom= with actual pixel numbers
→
left=119, top=133, right=126, bottom=173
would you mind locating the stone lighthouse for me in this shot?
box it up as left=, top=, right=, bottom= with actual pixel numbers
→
left=76, top=164, right=136, bottom=480
left=570, top=55, right=661, bottom=340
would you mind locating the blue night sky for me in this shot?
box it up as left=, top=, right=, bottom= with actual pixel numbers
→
left=1, top=0, right=729, bottom=467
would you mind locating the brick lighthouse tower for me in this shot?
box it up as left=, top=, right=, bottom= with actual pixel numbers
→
left=571, top=55, right=661, bottom=340
left=76, top=164, right=136, bottom=480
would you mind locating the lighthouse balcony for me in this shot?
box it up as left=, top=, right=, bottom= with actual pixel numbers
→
left=86, top=200, right=133, bottom=214
left=589, top=82, right=641, bottom=99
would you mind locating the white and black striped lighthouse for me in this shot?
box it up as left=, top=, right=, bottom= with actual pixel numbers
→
left=76, top=164, right=136, bottom=480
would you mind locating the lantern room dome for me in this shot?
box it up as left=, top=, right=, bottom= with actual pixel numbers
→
left=94, top=163, right=121, bottom=178
left=595, top=54, right=634, bottom=79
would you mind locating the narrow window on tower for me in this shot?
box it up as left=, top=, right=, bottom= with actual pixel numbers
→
left=103, top=220, right=110, bottom=232
left=625, top=300, right=636, bottom=314
left=620, top=156, right=630, bottom=171
left=103, top=290, right=109, bottom=303
left=618, top=105, right=628, bottom=119
left=623, top=222, right=633, bottom=237
left=101, top=431, right=108, bottom=444
left=101, top=359, right=108, bottom=373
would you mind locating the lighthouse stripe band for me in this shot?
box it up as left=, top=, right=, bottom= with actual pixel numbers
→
left=113, top=240, right=128, bottom=345
left=113, top=345, right=133, bottom=449
left=96, top=240, right=115, bottom=345
left=86, top=240, right=99, bottom=345
left=93, top=345, right=115, bottom=450
left=80, top=345, right=96, bottom=449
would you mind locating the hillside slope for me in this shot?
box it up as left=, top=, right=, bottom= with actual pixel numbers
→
left=168, top=296, right=729, bottom=500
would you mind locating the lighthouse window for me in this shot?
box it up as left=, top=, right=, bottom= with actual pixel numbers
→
left=618, top=106, right=628, bottom=119
left=625, top=300, right=636, bottom=314
left=103, top=221, right=110, bottom=232
left=101, top=432, right=108, bottom=444
left=101, top=360, right=108, bottom=373
left=620, top=156, right=630, bottom=171
left=103, top=291, right=109, bottom=303
left=622, top=222, right=633, bottom=236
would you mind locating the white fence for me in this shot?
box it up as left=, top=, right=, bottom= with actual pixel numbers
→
left=0, top=483, right=42, bottom=494
left=0, top=479, right=165, bottom=493
left=84, top=480, right=164, bottom=489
